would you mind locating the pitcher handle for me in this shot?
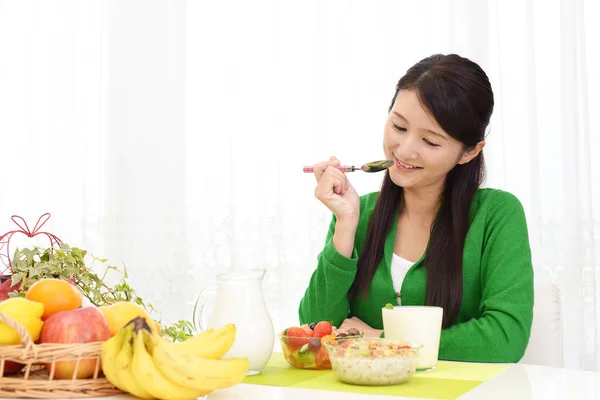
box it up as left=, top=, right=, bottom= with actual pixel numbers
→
left=193, top=287, right=216, bottom=333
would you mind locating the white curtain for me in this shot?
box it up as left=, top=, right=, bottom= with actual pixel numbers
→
left=0, top=0, right=598, bottom=371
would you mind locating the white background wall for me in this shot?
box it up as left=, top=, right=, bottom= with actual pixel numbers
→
left=0, top=0, right=598, bottom=370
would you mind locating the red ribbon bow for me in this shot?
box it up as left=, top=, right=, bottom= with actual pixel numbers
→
left=0, top=213, right=62, bottom=275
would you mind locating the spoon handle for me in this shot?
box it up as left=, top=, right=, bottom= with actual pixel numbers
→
left=303, top=165, right=357, bottom=173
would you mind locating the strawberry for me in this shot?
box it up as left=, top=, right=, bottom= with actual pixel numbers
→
left=286, top=327, right=310, bottom=347
left=312, top=321, right=333, bottom=338
left=301, top=324, right=313, bottom=336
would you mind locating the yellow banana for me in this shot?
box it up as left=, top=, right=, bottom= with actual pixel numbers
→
left=113, top=325, right=154, bottom=399
left=151, top=328, right=249, bottom=392
left=100, top=327, right=127, bottom=390
left=131, top=327, right=210, bottom=400
left=176, top=327, right=213, bottom=345
left=171, top=324, right=236, bottom=359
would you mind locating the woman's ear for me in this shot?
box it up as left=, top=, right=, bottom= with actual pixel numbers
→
left=457, top=141, right=486, bottom=165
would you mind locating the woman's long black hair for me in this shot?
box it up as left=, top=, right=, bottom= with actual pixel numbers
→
left=348, top=54, right=494, bottom=328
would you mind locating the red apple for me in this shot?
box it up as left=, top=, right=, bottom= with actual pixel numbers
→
left=2, top=360, right=24, bottom=375
left=39, top=306, right=110, bottom=379
left=0, top=277, right=21, bottom=301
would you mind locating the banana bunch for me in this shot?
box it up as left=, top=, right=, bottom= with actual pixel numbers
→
left=101, top=317, right=249, bottom=400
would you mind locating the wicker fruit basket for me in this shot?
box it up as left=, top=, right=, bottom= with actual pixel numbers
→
left=0, top=312, right=122, bottom=398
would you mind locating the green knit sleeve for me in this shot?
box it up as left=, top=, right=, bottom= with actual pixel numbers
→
left=438, top=191, right=534, bottom=363
left=298, top=215, right=358, bottom=328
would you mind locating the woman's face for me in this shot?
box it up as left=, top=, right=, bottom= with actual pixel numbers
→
left=383, top=89, right=483, bottom=191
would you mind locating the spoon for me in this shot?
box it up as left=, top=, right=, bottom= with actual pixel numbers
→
left=303, top=159, right=393, bottom=173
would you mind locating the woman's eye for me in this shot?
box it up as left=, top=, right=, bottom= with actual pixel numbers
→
left=393, top=124, right=407, bottom=132
left=423, top=139, right=440, bottom=147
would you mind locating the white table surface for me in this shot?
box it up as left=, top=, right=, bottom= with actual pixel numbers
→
left=11, top=361, right=595, bottom=400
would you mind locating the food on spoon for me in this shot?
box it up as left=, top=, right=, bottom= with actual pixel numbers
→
left=278, top=321, right=363, bottom=369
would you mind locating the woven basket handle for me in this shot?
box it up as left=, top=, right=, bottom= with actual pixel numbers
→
left=0, top=311, right=35, bottom=357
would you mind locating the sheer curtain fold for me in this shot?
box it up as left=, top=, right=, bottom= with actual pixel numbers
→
left=0, top=0, right=598, bottom=370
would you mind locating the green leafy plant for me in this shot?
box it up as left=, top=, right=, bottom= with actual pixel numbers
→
left=160, top=320, right=196, bottom=342
left=7, top=242, right=195, bottom=342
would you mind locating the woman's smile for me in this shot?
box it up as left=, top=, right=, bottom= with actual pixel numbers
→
left=394, top=156, right=423, bottom=172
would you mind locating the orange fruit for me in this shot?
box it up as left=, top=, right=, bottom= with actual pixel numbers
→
left=25, top=279, right=83, bottom=320
left=98, top=301, right=156, bottom=336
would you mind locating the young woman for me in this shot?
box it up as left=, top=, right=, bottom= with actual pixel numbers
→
left=299, top=54, right=534, bottom=363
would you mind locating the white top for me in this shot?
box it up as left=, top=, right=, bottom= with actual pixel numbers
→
left=390, top=253, right=415, bottom=305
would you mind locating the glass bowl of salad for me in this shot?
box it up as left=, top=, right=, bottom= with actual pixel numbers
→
left=278, top=323, right=363, bottom=369
left=324, top=338, right=422, bottom=385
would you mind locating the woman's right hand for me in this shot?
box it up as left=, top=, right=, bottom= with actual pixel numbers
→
left=313, top=156, right=360, bottom=225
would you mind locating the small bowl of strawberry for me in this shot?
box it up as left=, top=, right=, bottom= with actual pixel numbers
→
left=278, top=321, right=363, bottom=370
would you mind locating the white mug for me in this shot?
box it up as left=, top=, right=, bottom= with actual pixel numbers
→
left=382, top=306, right=443, bottom=371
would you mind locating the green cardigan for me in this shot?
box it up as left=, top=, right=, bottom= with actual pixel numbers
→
left=298, top=188, right=534, bottom=363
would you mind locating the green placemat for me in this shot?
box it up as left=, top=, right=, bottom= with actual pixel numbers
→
left=243, top=353, right=508, bottom=400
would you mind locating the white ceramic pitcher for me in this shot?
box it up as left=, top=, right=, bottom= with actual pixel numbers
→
left=194, top=269, right=274, bottom=375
